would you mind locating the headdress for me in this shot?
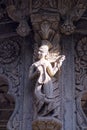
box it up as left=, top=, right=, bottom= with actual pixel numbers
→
left=39, top=40, right=52, bottom=53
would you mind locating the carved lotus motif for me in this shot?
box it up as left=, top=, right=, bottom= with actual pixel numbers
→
left=39, top=21, right=53, bottom=40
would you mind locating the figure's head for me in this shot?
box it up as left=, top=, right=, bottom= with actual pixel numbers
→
left=38, top=40, right=51, bottom=59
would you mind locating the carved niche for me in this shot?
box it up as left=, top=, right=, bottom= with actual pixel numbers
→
left=75, top=37, right=87, bottom=130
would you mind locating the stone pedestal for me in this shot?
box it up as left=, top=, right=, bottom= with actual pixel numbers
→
left=32, top=117, right=62, bottom=130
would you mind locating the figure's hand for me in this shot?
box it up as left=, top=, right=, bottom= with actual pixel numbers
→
left=58, top=55, right=65, bottom=68
left=61, top=55, right=65, bottom=61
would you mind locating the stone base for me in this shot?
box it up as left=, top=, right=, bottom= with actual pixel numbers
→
left=32, top=117, right=62, bottom=130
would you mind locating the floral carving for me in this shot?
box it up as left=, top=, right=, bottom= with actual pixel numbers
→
left=60, top=0, right=87, bottom=35
left=75, top=37, right=87, bottom=129
left=39, top=21, right=54, bottom=40
left=0, top=39, right=20, bottom=64
left=0, top=75, right=15, bottom=130
left=7, top=0, right=87, bottom=36
left=0, top=37, right=23, bottom=130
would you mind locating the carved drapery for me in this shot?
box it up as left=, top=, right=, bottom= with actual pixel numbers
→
left=75, top=37, right=87, bottom=130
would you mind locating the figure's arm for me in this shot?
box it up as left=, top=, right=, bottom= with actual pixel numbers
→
left=47, top=55, right=65, bottom=77
left=29, top=65, right=40, bottom=80
left=46, top=62, right=59, bottom=77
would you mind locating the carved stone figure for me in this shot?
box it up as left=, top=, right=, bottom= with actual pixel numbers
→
left=29, top=40, right=65, bottom=120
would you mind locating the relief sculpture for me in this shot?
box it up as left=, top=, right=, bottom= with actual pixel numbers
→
left=29, top=40, right=65, bottom=118
left=29, top=19, right=65, bottom=129
left=0, top=37, right=23, bottom=130
left=75, top=37, right=87, bottom=130
left=29, top=16, right=65, bottom=130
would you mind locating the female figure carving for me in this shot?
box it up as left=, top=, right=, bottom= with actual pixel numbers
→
left=29, top=40, right=65, bottom=118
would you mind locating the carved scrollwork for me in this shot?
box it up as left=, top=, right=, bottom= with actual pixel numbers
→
left=0, top=75, right=15, bottom=130
left=0, top=37, right=23, bottom=130
left=6, top=0, right=87, bottom=36
left=60, top=0, right=87, bottom=35
left=7, top=100, right=20, bottom=130
left=75, top=37, right=87, bottom=129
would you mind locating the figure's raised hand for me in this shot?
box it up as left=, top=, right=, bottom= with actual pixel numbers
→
left=57, top=55, right=65, bottom=68
left=61, top=55, right=65, bottom=62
